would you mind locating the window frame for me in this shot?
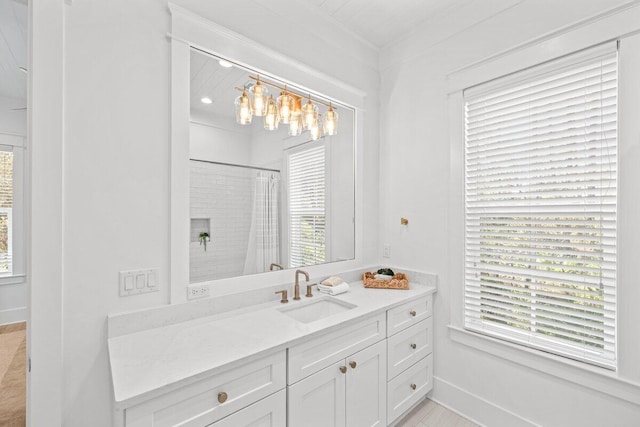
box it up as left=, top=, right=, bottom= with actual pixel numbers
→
left=446, top=19, right=640, bottom=403
left=462, top=44, right=618, bottom=369
left=0, top=132, right=25, bottom=286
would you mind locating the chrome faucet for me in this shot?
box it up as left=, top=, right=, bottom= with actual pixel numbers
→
left=294, top=269, right=309, bottom=300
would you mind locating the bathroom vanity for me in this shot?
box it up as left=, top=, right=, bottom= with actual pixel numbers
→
left=108, top=277, right=435, bottom=427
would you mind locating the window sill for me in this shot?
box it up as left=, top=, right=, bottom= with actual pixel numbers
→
left=448, top=325, right=640, bottom=405
left=0, top=274, right=26, bottom=286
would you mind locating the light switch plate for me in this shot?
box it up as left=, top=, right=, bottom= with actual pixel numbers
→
left=119, top=269, right=159, bottom=297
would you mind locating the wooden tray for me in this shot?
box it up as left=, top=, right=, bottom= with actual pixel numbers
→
left=362, top=272, right=409, bottom=290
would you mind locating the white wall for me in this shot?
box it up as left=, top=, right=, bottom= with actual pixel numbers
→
left=0, top=282, right=26, bottom=325
left=0, top=95, right=26, bottom=136
left=189, top=114, right=252, bottom=164
left=327, top=110, right=355, bottom=262
left=378, top=1, right=640, bottom=426
left=59, top=0, right=379, bottom=425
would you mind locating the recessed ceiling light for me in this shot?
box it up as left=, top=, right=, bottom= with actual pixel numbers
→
left=218, top=59, right=233, bottom=68
left=201, top=97, right=212, bottom=104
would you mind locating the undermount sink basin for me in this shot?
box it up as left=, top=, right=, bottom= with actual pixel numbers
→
left=279, top=298, right=357, bottom=324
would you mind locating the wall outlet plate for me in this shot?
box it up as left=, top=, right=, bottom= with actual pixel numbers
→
left=383, top=244, right=391, bottom=258
left=187, top=283, right=210, bottom=299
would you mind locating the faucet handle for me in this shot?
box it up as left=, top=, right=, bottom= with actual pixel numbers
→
left=275, top=290, right=288, bottom=303
left=305, top=284, right=315, bottom=298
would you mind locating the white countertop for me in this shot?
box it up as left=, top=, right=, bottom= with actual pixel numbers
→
left=108, top=280, right=436, bottom=409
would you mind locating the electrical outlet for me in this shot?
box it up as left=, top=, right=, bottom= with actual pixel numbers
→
left=187, top=284, right=210, bottom=299
left=383, top=244, right=391, bottom=258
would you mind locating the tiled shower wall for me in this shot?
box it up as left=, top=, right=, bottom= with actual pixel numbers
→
left=190, top=161, right=253, bottom=283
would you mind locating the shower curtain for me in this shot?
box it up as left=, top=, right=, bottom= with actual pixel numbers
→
left=243, top=171, right=280, bottom=275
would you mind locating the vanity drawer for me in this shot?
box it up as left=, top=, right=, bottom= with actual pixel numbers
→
left=288, top=313, right=386, bottom=384
left=387, top=317, right=433, bottom=379
left=387, top=295, right=432, bottom=336
left=387, top=353, right=433, bottom=425
left=125, top=351, right=286, bottom=427
left=207, top=389, right=286, bottom=427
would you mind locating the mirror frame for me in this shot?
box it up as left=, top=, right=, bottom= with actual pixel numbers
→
left=169, top=3, right=365, bottom=303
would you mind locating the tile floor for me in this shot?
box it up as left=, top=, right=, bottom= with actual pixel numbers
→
left=396, top=398, right=479, bottom=427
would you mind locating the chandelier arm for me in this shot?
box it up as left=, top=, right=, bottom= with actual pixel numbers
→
left=246, top=75, right=336, bottom=109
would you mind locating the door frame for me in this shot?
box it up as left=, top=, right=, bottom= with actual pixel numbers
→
left=27, top=0, right=65, bottom=425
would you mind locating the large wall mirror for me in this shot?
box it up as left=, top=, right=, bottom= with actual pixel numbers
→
left=188, top=48, right=355, bottom=284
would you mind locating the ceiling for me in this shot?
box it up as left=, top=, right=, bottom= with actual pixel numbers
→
left=190, top=50, right=247, bottom=122
left=0, top=0, right=27, bottom=102
left=300, top=0, right=470, bottom=48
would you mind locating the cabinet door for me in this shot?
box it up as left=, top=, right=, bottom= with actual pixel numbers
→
left=345, top=340, right=387, bottom=427
left=207, top=389, right=285, bottom=427
left=288, top=360, right=346, bottom=427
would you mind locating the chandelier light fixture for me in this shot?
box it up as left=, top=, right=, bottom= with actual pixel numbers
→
left=234, top=75, right=339, bottom=137
left=234, top=87, right=252, bottom=125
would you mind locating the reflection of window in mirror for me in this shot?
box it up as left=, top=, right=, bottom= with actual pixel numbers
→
left=286, top=141, right=327, bottom=268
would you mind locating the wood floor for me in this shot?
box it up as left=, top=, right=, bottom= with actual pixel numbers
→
left=0, top=322, right=26, bottom=427
left=396, top=398, right=479, bottom=427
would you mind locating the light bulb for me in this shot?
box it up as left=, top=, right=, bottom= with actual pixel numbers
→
left=323, top=105, right=339, bottom=136
left=250, top=79, right=269, bottom=116
left=234, top=88, right=253, bottom=125
left=302, top=97, right=318, bottom=130
left=264, top=96, right=279, bottom=131
left=277, top=91, right=293, bottom=124
left=310, top=113, right=322, bottom=140
left=288, top=114, right=303, bottom=136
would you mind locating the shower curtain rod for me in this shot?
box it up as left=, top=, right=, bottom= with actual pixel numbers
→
left=190, top=158, right=280, bottom=173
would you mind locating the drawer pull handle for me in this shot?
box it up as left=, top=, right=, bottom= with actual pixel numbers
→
left=410, top=343, right=417, bottom=349
left=339, top=366, right=347, bottom=374
left=410, top=383, right=417, bottom=391
left=410, top=310, right=417, bottom=317
left=349, top=361, right=357, bottom=369
left=218, top=391, right=228, bottom=403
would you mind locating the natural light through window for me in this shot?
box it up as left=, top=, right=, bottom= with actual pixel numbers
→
left=463, top=46, right=617, bottom=368
left=0, top=150, right=14, bottom=275
left=287, top=144, right=326, bottom=267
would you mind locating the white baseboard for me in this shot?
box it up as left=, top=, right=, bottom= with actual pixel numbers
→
left=0, top=306, right=27, bottom=326
left=431, top=376, right=540, bottom=427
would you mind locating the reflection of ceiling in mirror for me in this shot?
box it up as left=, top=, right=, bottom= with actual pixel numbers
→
left=190, top=50, right=249, bottom=121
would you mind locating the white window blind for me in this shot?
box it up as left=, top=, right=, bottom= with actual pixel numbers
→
left=288, top=144, right=326, bottom=267
left=464, top=45, right=617, bottom=368
left=0, top=150, right=14, bottom=275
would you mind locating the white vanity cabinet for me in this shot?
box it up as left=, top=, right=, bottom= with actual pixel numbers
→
left=287, top=313, right=387, bottom=427
left=288, top=339, right=387, bottom=427
left=112, top=287, right=436, bottom=427
left=123, top=351, right=286, bottom=427
left=386, top=295, right=434, bottom=425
